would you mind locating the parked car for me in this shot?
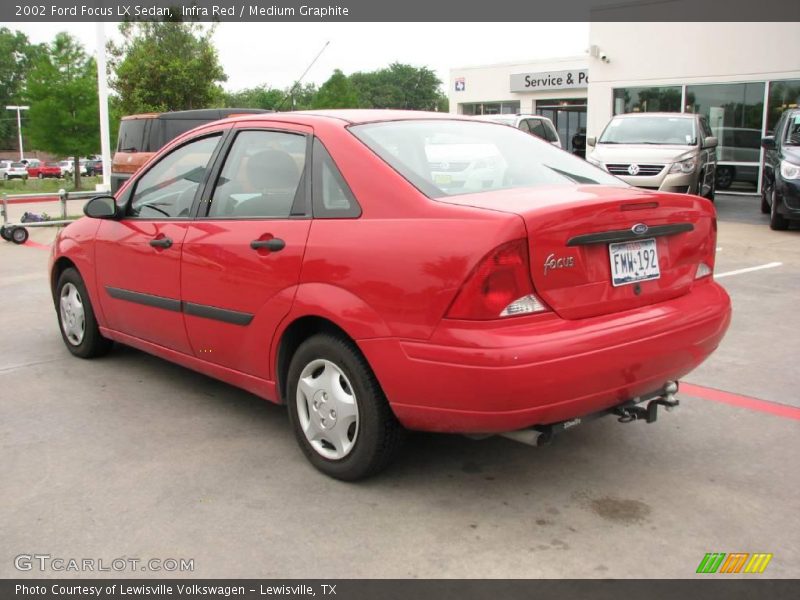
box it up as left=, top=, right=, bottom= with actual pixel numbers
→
left=713, top=126, right=761, bottom=190
left=58, top=159, right=87, bottom=177
left=27, top=161, right=63, bottom=179
left=85, top=159, right=103, bottom=176
left=112, top=108, right=270, bottom=192
left=473, top=114, right=562, bottom=148
left=761, top=108, right=800, bottom=230
left=0, top=160, right=29, bottom=180
left=586, top=112, right=718, bottom=201
left=51, top=110, right=731, bottom=480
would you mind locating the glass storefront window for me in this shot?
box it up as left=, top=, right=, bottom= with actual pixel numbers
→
left=767, top=79, right=800, bottom=133
left=685, top=82, right=765, bottom=193
left=459, top=102, right=520, bottom=116
left=613, top=87, right=681, bottom=115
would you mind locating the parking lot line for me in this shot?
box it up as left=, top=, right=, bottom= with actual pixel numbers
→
left=23, top=240, right=50, bottom=250
left=681, top=382, right=800, bottom=421
left=715, top=262, right=783, bottom=278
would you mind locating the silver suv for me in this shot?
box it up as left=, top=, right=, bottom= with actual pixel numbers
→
left=473, top=114, right=561, bottom=148
left=586, top=113, right=717, bottom=201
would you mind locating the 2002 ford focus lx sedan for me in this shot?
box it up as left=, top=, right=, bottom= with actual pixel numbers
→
left=50, top=110, right=731, bottom=480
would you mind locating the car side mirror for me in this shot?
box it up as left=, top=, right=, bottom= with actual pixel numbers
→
left=761, top=136, right=776, bottom=150
left=703, top=136, right=718, bottom=149
left=587, top=136, right=596, bottom=147
left=84, top=195, right=119, bottom=219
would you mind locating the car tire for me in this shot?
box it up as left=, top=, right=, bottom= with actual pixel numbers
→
left=700, top=169, right=715, bottom=202
left=287, top=333, right=405, bottom=481
left=55, top=267, right=113, bottom=359
left=2, top=173, right=8, bottom=180
left=769, top=189, right=789, bottom=231
left=38, top=173, right=44, bottom=179
left=10, top=226, right=28, bottom=244
left=715, top=166, right=734, bottom=190
left=0, top=225, right=11, bottom=241
left=760, top=183, right=770, bottom=214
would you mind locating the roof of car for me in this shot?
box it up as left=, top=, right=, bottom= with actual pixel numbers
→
left=615, top=112, right=696, bottom=119
left=225, top=109, right=471, bottom=126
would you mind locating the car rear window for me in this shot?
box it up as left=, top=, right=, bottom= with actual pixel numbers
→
left=350, top=120, right=622, bottom=198
left=117, top=118, right=150, bottom=152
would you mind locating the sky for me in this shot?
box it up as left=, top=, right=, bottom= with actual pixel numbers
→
left=8, top=22, right=590, bottom=91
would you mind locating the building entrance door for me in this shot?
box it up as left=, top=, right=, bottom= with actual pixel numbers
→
left=537, top=103, right=587, bottom=156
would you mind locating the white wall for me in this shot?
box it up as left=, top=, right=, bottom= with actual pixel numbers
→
left=449, top=56, right=588, bottom=114
left=587, top=22, right=800, bottom=136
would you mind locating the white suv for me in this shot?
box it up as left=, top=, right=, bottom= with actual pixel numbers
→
left=0, top=160, right=29, bottom=180
left=473, top=114, right=562, bottom=148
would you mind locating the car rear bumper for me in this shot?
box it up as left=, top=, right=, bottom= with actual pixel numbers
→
left=358, top=280, right=731, bottom=433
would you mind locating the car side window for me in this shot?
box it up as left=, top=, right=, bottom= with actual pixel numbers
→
left=312, top=138, right=361, bottom=218
left=129, top=135, right=220, bottom=219
left=543, top=121, right=559, bottom=143
left=208, top=130, right=307, bottom=219
left=518, top=120, right=531, bottom=133
left=527, top=119, right=548, bottom=140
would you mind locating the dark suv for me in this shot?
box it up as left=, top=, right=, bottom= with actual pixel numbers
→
left=762, top=108, right=800, bottom=230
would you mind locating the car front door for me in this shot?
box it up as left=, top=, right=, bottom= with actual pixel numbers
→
left=94, top=131, right=225, bottom=353
left=180, top=124, right=313, bottom=379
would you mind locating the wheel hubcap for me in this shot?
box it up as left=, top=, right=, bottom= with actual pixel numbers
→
left=296, top=359, right=359, bottom=460
left=59, top=283, right=85, bottom=346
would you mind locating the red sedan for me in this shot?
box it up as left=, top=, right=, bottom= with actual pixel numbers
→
left=49, top=111, right=731, bottom=480
left=27, top=162, right=63, bottom=179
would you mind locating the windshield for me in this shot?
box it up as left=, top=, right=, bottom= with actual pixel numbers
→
left=785, top=114, right=800, bottom=145
left=599, top=116, right=697, bottom=146
left=350, top=120, right=622, bottom=198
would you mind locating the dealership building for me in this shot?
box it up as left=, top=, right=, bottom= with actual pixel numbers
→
left=449, top=23, right=800, bottom=194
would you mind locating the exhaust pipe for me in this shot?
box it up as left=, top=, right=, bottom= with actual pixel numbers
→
left=499, top=427, right=552, bottom=447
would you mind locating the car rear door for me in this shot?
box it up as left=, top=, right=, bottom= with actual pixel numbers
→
left=94, top=129, right=226, bottom=353
left=180, top=122, right=314, bottom=379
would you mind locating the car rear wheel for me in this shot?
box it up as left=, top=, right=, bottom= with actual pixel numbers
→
left=769, top=189, right=789, bottom=231
left=38, top=173, right=44, bottom=179
left=55, top=268, right=113, bottom=358
left=715, top=166, right=734, bottom=190
left=10, top=226, right=28, bottom=244
left=287, top=333, right=404, bottom=480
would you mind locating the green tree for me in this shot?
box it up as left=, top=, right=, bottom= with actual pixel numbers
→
left=0, top=28, right=42, bottom=149
left=350, top=63, right=445, bottom=111
left=224, top=85, right=285, bottom=110
left=109, top=20, right=227, bottom=114
left=312, top=70, right=359, bottom=109
left=26, top=33, right=99, bottom=189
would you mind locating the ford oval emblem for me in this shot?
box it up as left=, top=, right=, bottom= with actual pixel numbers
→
left=632, top=223, right=648, bottom=235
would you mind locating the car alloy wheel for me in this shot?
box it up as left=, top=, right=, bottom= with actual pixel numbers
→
left=769, top=189, right=789, bottom=231
left=10, top=226, right=28, bottom=244
left=715, top=166, right=733, bottom=190
left=296, top=358, right=360, bottom=460
left=59, top=282, right=86, bottom=346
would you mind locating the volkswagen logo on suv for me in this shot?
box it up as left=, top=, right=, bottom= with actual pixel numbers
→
left=628, top=163, right=641, bottom=176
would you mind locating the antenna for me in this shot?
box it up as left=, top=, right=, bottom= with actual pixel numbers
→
left=276, top=41, right=330, bottom=111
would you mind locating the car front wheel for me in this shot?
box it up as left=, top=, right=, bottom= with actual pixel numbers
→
left=769, top=189, right=789, bottom=231
left=55, top=268, right=113, bottom=358
left=287, top=333, right=404, bottom=480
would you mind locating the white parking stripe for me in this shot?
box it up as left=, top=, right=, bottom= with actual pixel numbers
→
left=715, top=262, right=783, bottom=279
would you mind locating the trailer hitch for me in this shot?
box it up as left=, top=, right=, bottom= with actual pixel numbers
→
left=614, top=382, right=679, bottom=424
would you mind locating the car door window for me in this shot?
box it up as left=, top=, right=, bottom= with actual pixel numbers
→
left=527, top=120, right=548, bottom=140
left=208, top=130, right=308, bottom=219
left=518, top=120, right=531, bottom=133
left=129, top=135, right=220, bottom=219
left=312, top=138, right=361, bottom=218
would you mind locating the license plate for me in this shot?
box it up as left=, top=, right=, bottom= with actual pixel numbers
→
left=609, top=238, right=660, bottom=287
left=433, top=173, right=452, bottom=185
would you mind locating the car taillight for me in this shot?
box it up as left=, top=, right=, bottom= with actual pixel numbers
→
left=695, top=217, right=717, bottom=280
left=446, top=239, right=550, bottom=320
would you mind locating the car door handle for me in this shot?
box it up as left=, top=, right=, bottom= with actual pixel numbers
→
left=149, top=237, right=173, bottom=249
left=250, top=238, right=285, bottom=252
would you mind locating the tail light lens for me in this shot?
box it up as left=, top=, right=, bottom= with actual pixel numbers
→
left=446, top=239, right=550, bottom=320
